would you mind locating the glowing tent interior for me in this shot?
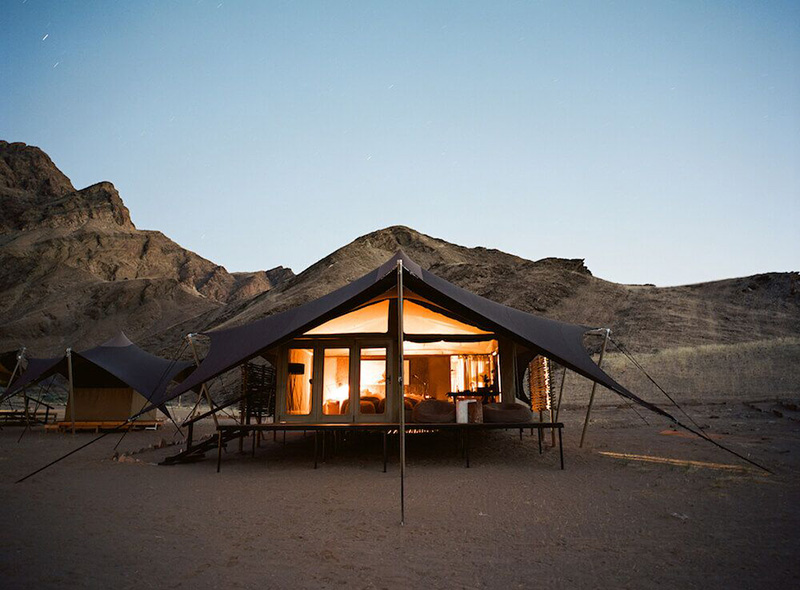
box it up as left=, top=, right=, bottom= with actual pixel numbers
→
left=2, top=332, right=195, bottom=430
left=162, top=251, right=672, bottom=425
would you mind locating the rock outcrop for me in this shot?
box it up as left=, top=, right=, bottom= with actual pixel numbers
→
left=1, top=140, right=797, bottom=363
left=196, top=225, right=799, bottom=354
left=0, top=141, right=293, bottom=354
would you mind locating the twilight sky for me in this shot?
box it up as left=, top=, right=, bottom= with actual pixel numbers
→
left=1, top=1, right=798, bottom=286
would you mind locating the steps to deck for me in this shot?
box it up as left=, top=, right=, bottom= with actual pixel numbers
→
left=160, top=430, right=238, bottom=465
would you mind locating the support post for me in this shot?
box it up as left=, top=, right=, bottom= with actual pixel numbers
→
left=216, top=430, right=223, bottom=473
left=66, top=348, right=76, bottom=434
left=510, top=342, right=519, bottom=403
left=554, top=366, right=567, bottom=423
left=547, top=359, right=556, bottom=448
left=187, top=334, right=219, bottom=430
left=22, top=390, right=32, bottom=429
left=397, top=260, right=406, bottom=526
left=8, top=348, right=31, bottom=424
left=6, top=347, right=24, bottom=392
left=579, top=328, right=610, bottom=448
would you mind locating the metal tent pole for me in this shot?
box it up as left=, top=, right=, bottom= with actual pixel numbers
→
left=397, top=260, right=406, bottom=526
left=5, top=348, right=24, bottom=411
left=188, top=334, right=219, bottom=430
left=546, top=358, right=556, bottom=448
left=579, top=328, right=610, bottom=448
left=554, top=366, right=567, bottom=423
left=66, top=348, right=76, bottom=434
left=6, top=347, right=24, bottom=391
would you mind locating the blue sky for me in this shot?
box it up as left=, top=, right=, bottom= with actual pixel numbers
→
left=1, top=1, right=798, bottom=286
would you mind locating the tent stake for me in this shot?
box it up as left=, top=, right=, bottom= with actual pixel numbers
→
left=397, top=260, right=406, bottom=526
left=580, top=329, right=610, bottom=448
left=67, top=348, right=75, bottom=435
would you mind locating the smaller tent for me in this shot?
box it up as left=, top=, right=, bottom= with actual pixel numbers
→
left=2, top=333, right=194, bottom=424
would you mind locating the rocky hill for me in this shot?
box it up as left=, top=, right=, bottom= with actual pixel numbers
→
left=0, top=141, right=292, bottom=355
left=1, top=140, right=798, bottom=388
left=182, top=225, right=799, bottom=356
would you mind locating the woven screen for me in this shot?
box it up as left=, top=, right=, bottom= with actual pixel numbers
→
left=528, top=356, right=551, bottom=413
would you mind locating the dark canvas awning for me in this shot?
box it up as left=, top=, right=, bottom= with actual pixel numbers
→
left=3, top=333, right=195, bottom=416
left=162, top=252, right=673, bottom=420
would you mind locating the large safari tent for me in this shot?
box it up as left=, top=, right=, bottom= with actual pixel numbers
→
left=166, top=252, right=669, bottom=430
left=3, top=332, right=194, bottom=431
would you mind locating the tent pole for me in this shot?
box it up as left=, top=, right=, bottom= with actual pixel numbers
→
left=67, top=348, right=76, bottom=435
left=554, top=366, right=567, bottom=423
left=188, top=334, right=219, bottom=430
left=6, top=347, right=24, bottom=390
left=5, top=348, right=24, bottom=410
left=546, top=358, right=556, bottom=448
left=579, top=328, right=610, bottom=448
left=397, top=259, right=406, bottom=526
left=22, top=389, right=32, bottom=429
left=511, top=343, right=518, bottom=403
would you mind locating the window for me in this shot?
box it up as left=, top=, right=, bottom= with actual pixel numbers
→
left=359, top=347, right=387, bottom=415
left=305, top=301, right=389, bottom=335
left=403, top=340, right=499, bottom=401
left=286, top=348, right=313, bottom=415
left=403, top=301, right=491, bottom=335
left=322, top=348, right=350, bottom=415
left=450, top=354, right=496, bottom=392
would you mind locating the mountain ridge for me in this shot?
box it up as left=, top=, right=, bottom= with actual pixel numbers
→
left=0, top=141, right=293, bottom=354
left=1, top=140, right=797, bottom=361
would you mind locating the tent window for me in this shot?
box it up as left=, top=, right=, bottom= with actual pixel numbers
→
left=450, top=354, right=496, bottom=393
left=359, top=347, right=387, bottom=415
left=403, top=339, right=499, bottom=402
left=305, top=301, right=389, bottom=335
left=322, top=348, right=350, bottom=415
left=286, top=348, right=313, bottom=415
left=403, top=301, right=490, bottom=335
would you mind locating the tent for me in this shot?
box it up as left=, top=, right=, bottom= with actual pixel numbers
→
left=159, top=251, right=672, bottom=424
left=3, top=332, right=195, bottom=428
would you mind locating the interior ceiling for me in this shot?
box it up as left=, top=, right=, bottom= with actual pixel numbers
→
left=305, top=287, right=491, bottom=337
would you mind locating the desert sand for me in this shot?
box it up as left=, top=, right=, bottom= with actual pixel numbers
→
left=0, top=397, right=798, bottom=590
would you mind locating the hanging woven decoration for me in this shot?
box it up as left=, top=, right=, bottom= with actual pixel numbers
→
left=528, top=356, right=551, bottom=413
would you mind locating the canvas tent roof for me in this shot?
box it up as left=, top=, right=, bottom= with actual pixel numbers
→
left=162, top=251, right=673, bottom=420
left=2, top=332, right=195, bottom=415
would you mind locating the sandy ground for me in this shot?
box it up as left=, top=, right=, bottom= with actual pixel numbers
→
left=0, top=400, right=798, bottom=590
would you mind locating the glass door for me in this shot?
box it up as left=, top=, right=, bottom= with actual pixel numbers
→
left=320, top=346, right=353, bottom=422
left=285, top=347, right=314, bottom=418
left=357, top=342, right=390, bottom=422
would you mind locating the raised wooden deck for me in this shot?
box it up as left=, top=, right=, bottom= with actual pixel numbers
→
left=212, top=421, right=564, bottom=472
